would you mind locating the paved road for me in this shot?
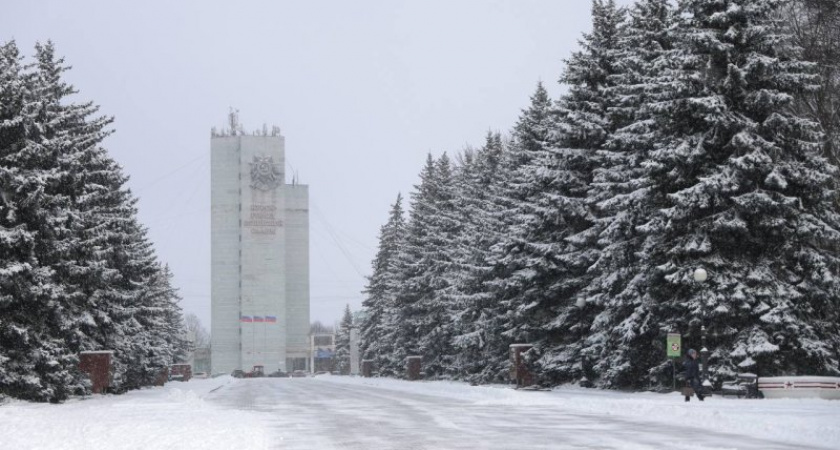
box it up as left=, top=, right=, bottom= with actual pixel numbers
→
left=206, top=378, right=821, bottom=450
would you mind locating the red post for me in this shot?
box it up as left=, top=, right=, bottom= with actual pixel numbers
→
left=154, top=367, right=169, bottom=386
left=79, top=351, right=114, bottom=394
left=509, top=344, right=534, bottom=388
left=406, top=356, right=422, bottom=381
left=362, top=359, right=374, bottom=378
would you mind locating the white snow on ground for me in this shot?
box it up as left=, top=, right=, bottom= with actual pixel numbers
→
left=0, top=374, right=838, bottom=449
left=0, top=376, right=273, bottom=450
left=317, top=375, right=840, bottom=449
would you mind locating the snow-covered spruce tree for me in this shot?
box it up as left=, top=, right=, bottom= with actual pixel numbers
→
left=541, top=0, right=632, bottom=385
left=335, top=304, right=353, bottom=374
left=483, top=83, right=556, bottom=376
left=784, top=0, right=840, bottom=166
left=462, top=83, right=556, bottom=384
left=449, top=132, right=511, bottom=382
left=619, top=0, right=840, bottom=387
left=580, top=0, right=680, bottom=388
left=389, top=155, right=437, bottom=376
left=359, top=193, right=406, bottom=376
left=0, top=42, right=186, bottom=397
left=444, top=146, right=478, bottom=377
left=103, top=218, right=187, bottom=393
left=390, top=154, right=460, bottom=377
left=26, top=42, right=186, bottom=393
left=507, top=83, right=554, bottom=172
left=121, top=264, right=187, bottom=391
left=0, top=40, right=84, bottom=403
left=26, top=41, right=119, bottom=373
left=413, top=154, right=461, bottom=377
left=380, top=164, right=437, bottom=377
left=493, top=0, right=626, bottom=385
left=160, top=265, right=189, bottom=366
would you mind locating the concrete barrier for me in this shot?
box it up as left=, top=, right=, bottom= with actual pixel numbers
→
left=759, top=376, right=840, bottom=399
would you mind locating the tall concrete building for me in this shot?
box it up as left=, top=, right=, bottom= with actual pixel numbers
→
left=210, top=124, right=310, bottom=375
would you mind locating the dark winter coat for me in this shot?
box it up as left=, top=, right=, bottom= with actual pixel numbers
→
left=683, top=357, right=700, bottom=380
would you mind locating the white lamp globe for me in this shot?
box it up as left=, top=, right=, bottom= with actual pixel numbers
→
left=693, top=267, right=708, bottom=282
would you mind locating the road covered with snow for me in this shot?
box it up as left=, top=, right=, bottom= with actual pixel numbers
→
left=1, top=375, right=838, bottom=449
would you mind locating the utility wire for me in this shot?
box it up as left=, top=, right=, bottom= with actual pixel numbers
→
left=284, top=158, right=368, bottom=278
left=311, top=202, right=366, bottom=277
left=135, top=153, right=207, bottom=195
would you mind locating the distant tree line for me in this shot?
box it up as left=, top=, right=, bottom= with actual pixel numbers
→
left=184, top=313, right=210, bottom=349
left=0, top=41, right=186, bottom=402
left=359, top=0, right=840, bottom=388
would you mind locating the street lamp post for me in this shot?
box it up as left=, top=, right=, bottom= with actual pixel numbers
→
left=693, top=268, right=710, bottom=382
left=574, top=297, right=592, bottom=387
left=701, top=327, right=709, bottom=381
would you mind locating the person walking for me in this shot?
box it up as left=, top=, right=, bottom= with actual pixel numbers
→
left=683, top=349, right=705, bottom=402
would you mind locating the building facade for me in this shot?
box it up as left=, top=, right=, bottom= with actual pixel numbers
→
left=210, top=129, right=310, bottom=375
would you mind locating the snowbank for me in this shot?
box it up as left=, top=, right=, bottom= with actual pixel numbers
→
left=0, top=376, right=273, bottom=450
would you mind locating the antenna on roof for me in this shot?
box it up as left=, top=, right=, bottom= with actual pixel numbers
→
left=228, top=107, right=241, bottom=135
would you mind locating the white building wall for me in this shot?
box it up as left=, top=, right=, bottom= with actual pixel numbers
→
left=211, top=132, right=309, bottom=375
left=239, top=136, right=286, bottom=372
left=284, top=185, right=310, bottom=369
left=210, top=137, right=241, bottom=374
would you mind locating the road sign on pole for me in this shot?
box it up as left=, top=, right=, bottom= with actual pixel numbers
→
left=667, top=333, right=682, bottom=358
left=667, top=332, right=682, bottom=391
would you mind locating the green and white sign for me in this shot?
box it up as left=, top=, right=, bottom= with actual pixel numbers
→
left=667, top=333, right=682, bottom=358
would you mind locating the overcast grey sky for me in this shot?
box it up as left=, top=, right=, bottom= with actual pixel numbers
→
left=3, top=0, right=633, bottom=329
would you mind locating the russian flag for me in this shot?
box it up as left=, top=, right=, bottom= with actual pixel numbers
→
left=240, top=315, right=253, bottom=323
left=253, top=316, right=265, bottom=323
left=265, top=316, right=277, bottom=323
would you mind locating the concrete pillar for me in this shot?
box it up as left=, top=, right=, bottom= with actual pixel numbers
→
left=310, top=334, right=315, bottom=374
left=349, top=327, right=360, bottom=376
left=406, top=356, right=422, bottom=381
left=79, top=351, right=114, bottom=394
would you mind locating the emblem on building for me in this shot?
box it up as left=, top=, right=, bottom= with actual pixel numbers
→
left=249, top=155, right=281, bottom=191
